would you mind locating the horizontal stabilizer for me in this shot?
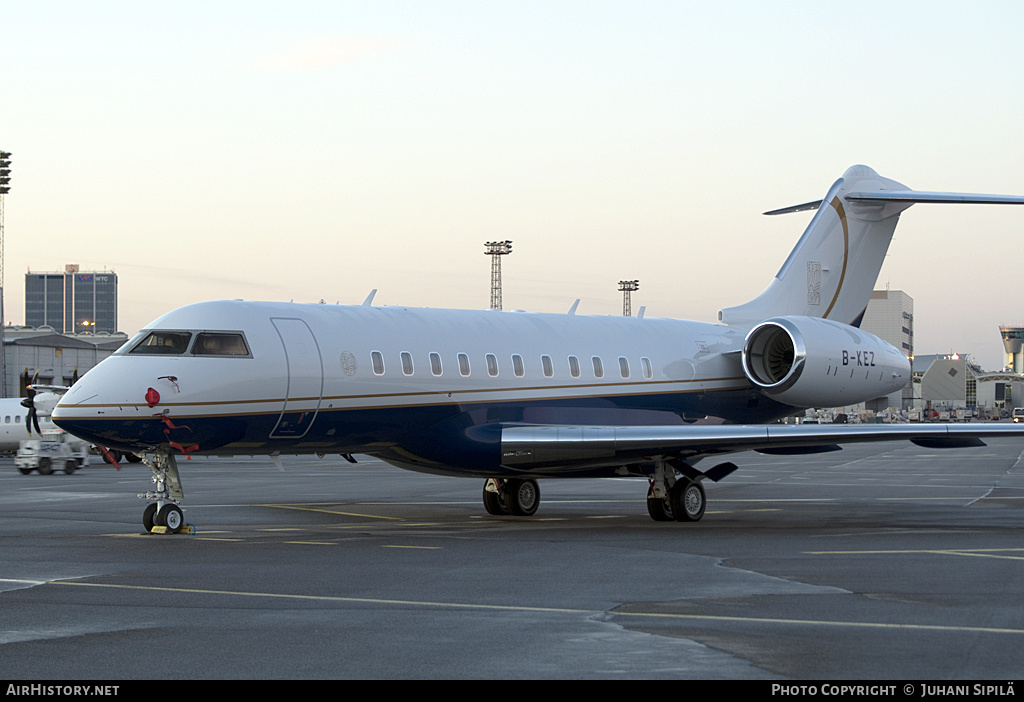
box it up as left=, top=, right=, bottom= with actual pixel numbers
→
left=764, top=200, right=823, bottom=216
left=847, top=190, right=1024, bottom=206
left=728, top=165, right=1024, bottom=327
left=765, top=190, right=1024, bottom=216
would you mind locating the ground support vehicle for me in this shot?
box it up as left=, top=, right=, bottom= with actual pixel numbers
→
left=16, top=431, right=91, bottom=475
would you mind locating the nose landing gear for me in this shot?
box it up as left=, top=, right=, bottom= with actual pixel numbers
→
left=140, top=450, right=191, bottom=534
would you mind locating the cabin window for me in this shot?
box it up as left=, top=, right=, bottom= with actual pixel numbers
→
left=4, top=416, right=8, bottom=423
left=401, top=352, right=414, bottom=376
left=192, top=332, right=250, bottom=356
left=541, top=355, right=553, bottom=378
left=458, top=353, right=471, bottom=377
left=15, top=416, right=20, bottom=423
left=486, top=354, right=498, bottom=377
left=128, top=331, right=192, bottom=355
left=371, top=351, right=385, bottom=375
left=641, top=357, right=653, bottom=379
left=619, top=357, right=630, bottom=379
left=430, top=352, right=443, bottom=376
left=592, top=356, right=604, bottom=378
left=568, top=356, right=580, bottom=378
left=512, top=354, right=525, bottom=378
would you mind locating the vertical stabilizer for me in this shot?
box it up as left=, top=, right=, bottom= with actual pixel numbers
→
left=719, top=165, right=912, bottom=327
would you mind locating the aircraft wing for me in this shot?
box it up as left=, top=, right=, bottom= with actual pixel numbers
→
left=499, top=422, right=1024, bottom=472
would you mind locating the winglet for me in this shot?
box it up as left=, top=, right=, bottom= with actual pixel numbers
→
left=362, top=289, right=377, bottom=306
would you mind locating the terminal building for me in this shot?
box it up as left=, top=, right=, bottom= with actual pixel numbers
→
left=25, top=264, right=118, bottom=334
left=2, top=325, right=129, bottom=397
left=912, top=353, right=1024, bottom=417
left=0, top=263, right=123, bottom=397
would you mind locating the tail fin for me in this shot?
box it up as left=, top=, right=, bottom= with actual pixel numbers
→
left=718, top=164, right=1024, bottom=327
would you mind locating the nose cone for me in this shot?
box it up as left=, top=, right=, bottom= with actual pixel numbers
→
left=51, top=377, right=108, bottom=447
left=51, top=359, right=147, bottom=451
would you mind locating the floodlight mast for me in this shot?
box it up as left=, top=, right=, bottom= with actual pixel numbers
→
left=484, top=240, right=512, bottom=310
left=0, top=150, right=9, bottom=284
left=0, top=150, right=10, bottom=397
left=618, top=279, right=639, bottom=317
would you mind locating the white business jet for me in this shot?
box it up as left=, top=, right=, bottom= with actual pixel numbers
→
left=52, top=165, right=1024, bottom=533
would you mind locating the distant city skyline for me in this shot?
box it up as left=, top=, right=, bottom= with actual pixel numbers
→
left=2, top=1, right=1023, bottom=371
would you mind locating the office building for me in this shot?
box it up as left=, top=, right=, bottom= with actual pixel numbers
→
left=860, top=289, right=914, bottom=409
left=25, top=264, right=118, bottom=333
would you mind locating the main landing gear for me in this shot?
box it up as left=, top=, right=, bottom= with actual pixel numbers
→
left=646, top=458, right=737, bottom=523
left=140, top=450, right=188, bottom=534
left=481, top=460, right=735, bottom=522
left=646, top=476, right=706, bottom=522
left=482, top=477, right=540, bottom=516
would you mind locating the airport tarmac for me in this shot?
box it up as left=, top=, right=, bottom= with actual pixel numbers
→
left=2, top=438, right=1024, bottom=680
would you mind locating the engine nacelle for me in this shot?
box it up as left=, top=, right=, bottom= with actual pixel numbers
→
left=741, top=316, right=910, bottom=408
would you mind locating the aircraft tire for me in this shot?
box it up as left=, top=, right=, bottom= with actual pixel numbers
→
left=158, top=504, right=184, bottom=534
left=143, top=503, right=158, bottom=532
left=482, top=482, right=509, bottom=515
left=38, top=458, right=53, bottom=475
left=506, top=479, right=540, bottom=516
left=646, top=496, right=674, bottom=521
left=670, top=480, right=705, bottom=522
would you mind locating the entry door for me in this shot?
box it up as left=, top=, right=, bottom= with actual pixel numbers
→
left=269, top=317, right=324, bottom=439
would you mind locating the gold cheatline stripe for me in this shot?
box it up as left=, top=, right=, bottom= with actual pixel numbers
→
left=61, top=376, right=751, bottom=413
left=822, top=195, right=849, bottom=320
left=56, top=381, right=753, bottom=422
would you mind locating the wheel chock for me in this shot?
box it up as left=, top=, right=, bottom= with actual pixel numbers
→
left=148, top=524, right=196, bottom=535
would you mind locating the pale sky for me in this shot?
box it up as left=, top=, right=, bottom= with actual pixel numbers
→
left=2, top=1, right=1023, bottom=370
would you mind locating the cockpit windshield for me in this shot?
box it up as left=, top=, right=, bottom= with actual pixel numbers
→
left=125, top=330, right=251, bottom=357
left=127, top=331, right=192, bottom=355
left=192, top=332, right=249, bottom=356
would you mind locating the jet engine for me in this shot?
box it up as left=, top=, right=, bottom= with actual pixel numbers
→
left=741, top=316, right=910, bottom=408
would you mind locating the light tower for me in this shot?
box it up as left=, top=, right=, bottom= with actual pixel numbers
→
left=485, top=240, right=512, bottom=310
left=0, top=151, right=9, bottom=397
left=618, top=279, right=639, bottom=316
